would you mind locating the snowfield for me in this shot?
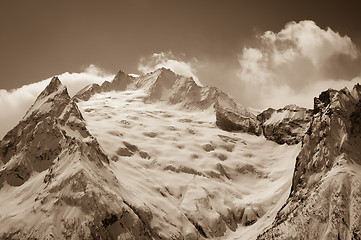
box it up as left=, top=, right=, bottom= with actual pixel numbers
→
left=77, top=89, right=301, bottom=239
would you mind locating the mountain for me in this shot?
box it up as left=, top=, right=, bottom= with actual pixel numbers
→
left=0, top=68, right=359, bottom=239
left=73, top=68, right=300, bottom=239
left=258, top=84, right=361, bottom=239
left=75, top=67, right=262, bottom=136
left=0, top=69, right=302, bottom=239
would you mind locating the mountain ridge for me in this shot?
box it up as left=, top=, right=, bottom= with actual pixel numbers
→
left=74, top=67, right=263, bottom=136
left=0, top=69, right=359, bottom=239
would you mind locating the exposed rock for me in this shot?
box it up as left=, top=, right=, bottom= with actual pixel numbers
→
left=116, top=147, right=134, bottom=157
left=123, top=141, right=139, bottom=152
left=73, top=83, right=101, bottom=101
left=258, top=104, right=312, bottom=144
left=202, top=143, right=215, bottom=152
left=139, top=151, right=151, bottom=159
left=351, top=83, right=361, bottom=101
left=102, top=70, right=134, bottom=92
left=258, top=85, right=361, bottom=240
left=257, top=107, right=276, bottom=123
left=215, top=104, right=262, bottom=136
left=73, top=70, right=134, bottom=101
left=0, top=77, right=107, bottom=187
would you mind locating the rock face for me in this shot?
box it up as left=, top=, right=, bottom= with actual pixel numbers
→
left=258, top=105, right=312, bottom=144
left=258, top=85, right=361, bottom=240
left=0, top=77, right=100, bottom=187
left=215, top=100, right=262, bottom=136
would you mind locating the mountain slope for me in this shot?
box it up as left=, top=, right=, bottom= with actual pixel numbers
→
left=77, top=86, right=301, bottom=239
left=0, top=77, right=160, bottom=239
left=258, top=85, right=361, bottom=240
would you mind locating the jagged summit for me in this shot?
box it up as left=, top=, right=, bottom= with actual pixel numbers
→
left=351, top=83, right=361, bottom=101
left=0, top=77, right=108, bottom=186
left=39, top=76, right=63, bottom=97
left=24, top=76, right=69, bottom=119
left=74, top=67, right=262, bottom=135
left=75, top=68, right=196, bottom=102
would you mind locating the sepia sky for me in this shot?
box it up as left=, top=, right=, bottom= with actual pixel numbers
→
left=0, top=0, right=361, bottom=132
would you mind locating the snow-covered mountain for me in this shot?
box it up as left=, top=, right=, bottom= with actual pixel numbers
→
left=258, top=85, right=361, bottom=239
left=0, top=68, right=360, bottom=240
left=75, top=68, right=262, bottom=136
left=0, top=77, right=154, bottom=239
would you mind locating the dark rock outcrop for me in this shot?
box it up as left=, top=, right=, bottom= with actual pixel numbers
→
left=258, top=105, right=312, bottom=144
left=215, top=102, right=262, bottom=136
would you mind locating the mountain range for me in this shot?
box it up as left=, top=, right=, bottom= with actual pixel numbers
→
left=0, top=68, right=360, bottom=239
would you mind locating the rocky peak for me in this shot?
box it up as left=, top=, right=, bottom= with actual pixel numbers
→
left=24, top=76, right=70, bottom=119
left=313, top=88, right=337, bottom=113
left=282, top=104, right=303, bottom=112
left=73, top=83, right=102, bottom=102
left=257, top=108, right=276, bottom=123
left=295, top=86, right=360, bottom=191
left=0, top=77, right=108, bottom=188
left=101, top=69, right=133, bottom=91
left=140, top=67, right=179, bottom=91
left=351, top=83, right=361, bottom=101
left=74, top=70, right=134, bottom=101
left=151, top=68, right=178, bottom=87
left=39, top=76, right=63, bottom=96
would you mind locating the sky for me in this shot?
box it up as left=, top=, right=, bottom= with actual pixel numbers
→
left=1, top=0, right=361, bottom=138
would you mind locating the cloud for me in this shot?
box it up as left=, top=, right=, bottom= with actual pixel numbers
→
left=236, top=20, right=361, bottom=109
left=0, top=65, right=114, bottom=139
left=135, top=21, right=360, bottom=111
left=138, top=51, right=202, bottom=86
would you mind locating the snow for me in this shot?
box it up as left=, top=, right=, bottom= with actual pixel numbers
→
left=24, top=85, right=66, bottom=119
left=264, top=107, right=308, bottom=125
left=77, top=89, right=301, bottom=239
left=1, top=72, right=359, bottom=239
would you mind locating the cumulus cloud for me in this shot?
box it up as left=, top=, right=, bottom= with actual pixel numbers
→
left=138, top=51, right=202, bottom=86
left=0, top=65, right=114, bottom=138
left=236, top=20, right=361, bottom=109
